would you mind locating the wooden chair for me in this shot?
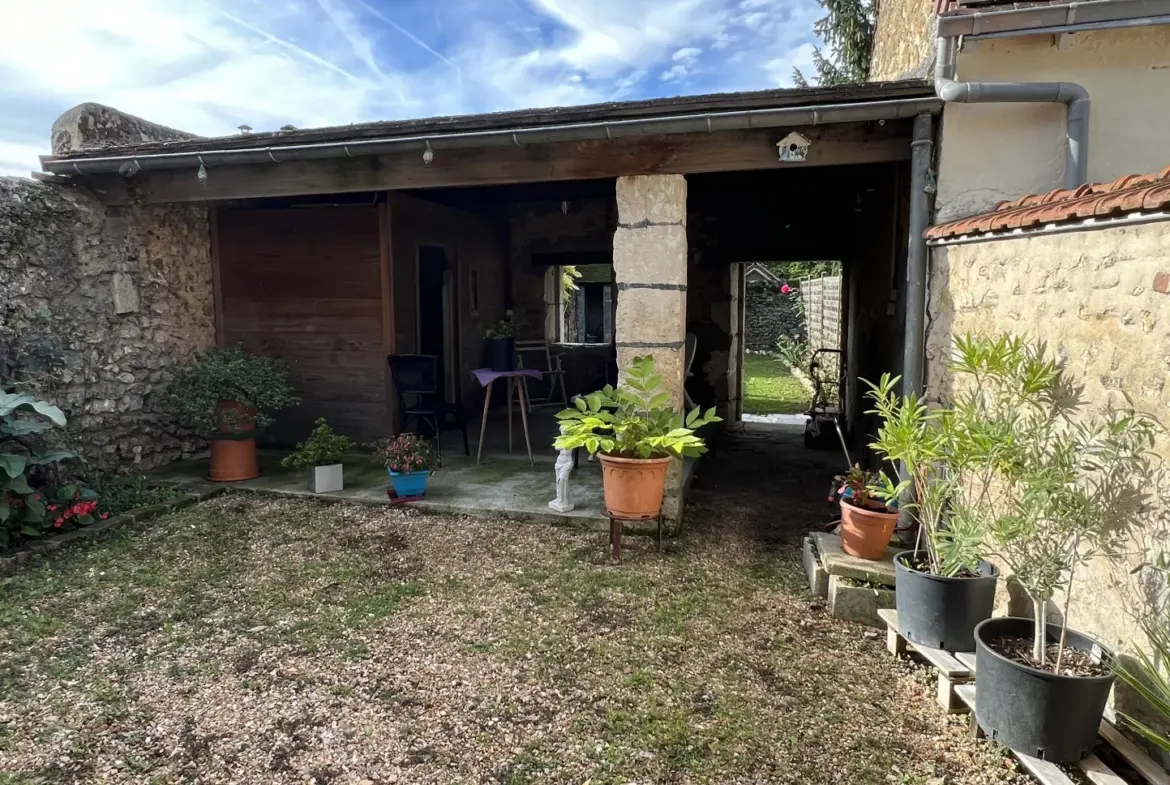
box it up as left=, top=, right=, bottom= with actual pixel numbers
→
left=515, top=340, right=569, bottom=413
left=386, top=354, right=470, bottom=461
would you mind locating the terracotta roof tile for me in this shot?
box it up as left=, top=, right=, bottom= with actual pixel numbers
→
left=925, top=165, right=1170, bottom=241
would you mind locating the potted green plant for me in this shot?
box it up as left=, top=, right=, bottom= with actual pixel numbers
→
left=961, top=338, right=1162, bottom=762
left=171, top=346, right=299, bottom=482
left=484, top=310, right=519, bottom=372
left=553, top=355, right=721, bottom=519
left=281, top=418, right=352, bottom=493
left=372, top=433, right=436, bottom=499
left=837, top=464, right=899, bottom=560
left=864, top=335, right=1017, bottom=652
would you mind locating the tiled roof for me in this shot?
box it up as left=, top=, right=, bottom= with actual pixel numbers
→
left=925, top=166, right=1170, bottom=241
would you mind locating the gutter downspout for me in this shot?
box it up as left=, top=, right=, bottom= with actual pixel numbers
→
left=903, top=112, right=935, bottom=397
left=934, top=36, right=1090, bottom=188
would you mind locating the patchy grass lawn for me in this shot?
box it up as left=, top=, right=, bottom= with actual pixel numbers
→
left=743, top=354, right=809, bottom=415
left=0, top=495, right=1026, bottom=785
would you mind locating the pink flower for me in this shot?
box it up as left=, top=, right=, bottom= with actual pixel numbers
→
left=780, top=284, right=791, bottom=294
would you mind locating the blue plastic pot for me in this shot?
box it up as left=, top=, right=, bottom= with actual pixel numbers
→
left=388, top=469, right=430, bottom=498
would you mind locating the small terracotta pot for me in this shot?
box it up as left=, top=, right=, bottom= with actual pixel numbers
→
left=208, top=438, right=261, bottom=482
left=216, top=400, right=256, bottom=434
left=598, top=454, right=672, bottom=519
left=839, top=499, right=898, bottom=559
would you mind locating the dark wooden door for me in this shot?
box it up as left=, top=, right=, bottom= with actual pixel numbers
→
left=217, top=206, right=386, bottom=444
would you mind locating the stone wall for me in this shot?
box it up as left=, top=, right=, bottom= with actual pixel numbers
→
left=0, top=177, right=214, bottom=470
left=744, top=280, right=803, bottom=351
left=926, top=219, right=1170, bottom=658
left=870, top=0, right=935, bottom=81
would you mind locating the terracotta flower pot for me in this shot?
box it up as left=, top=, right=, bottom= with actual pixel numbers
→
left=208, top=437, right=261, bottom=482
left=598, top=454, right=672, bottom=519
left=839, top=499, right=898, bottom=559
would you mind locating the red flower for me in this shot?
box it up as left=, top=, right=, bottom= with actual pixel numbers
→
left=53, top=519, right=63, bottom=528
left=780, top=284, right=792, bottom=294
left=100, top=513, right=110, bottom=520
left=47, top=504, right=58, bottom=512
left=63, top=509, right=72, bottom=519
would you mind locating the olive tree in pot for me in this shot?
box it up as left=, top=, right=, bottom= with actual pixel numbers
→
left=171, top=347, right=299, bottom=482
left=280, top=418, right=352, bottom=493
left=963, top=338, right=1162, bottom=762
left=553, top=355, right=720, bottom=520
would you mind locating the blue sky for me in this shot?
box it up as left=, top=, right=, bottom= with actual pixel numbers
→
left=0, top=0, right=822, bottom=176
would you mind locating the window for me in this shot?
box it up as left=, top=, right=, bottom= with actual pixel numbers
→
left=545, top=264, right=614, bottom=344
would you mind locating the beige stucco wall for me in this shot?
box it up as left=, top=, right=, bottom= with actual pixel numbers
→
left=870, top=0, right=936, bottom=80
left=926, top=219, right=1170, bottom=658
left=937, top=26, right=1170, bottom=221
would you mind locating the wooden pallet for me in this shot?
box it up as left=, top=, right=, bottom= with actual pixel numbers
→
left=877, top=608, right=972, bottom=713
left=950, top=654, right=1170, bottom=785
left=880, top=610, right=1170, bottom=785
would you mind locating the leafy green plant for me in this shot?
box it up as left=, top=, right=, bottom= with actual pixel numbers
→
left=553, top=355, right=721, bottom=459
left=775, top=334, right=810, bottom=373
left=1, top=388, right=81, bottom=546
left=282, top=418, right=352, bottom=469
left=1113, top=616, right=1170, bottom=754
left=838, top=464, right=891, bottom=511
left=92, top=473, right=178, bottom=518
left=170, top=346, right=299, bottom=434
left=561, top=266, right=583, bottom=296
left=485, top=310, right=520, bottom=340
left=371, top=433, right=437, bottom=474
left=944, top=335, right=1160, bottom=669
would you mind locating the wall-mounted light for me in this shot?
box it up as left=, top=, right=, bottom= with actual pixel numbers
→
left=422, top=141, right=434, bottom=165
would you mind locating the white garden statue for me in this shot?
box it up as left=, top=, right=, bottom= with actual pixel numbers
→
left=549, top=448, right=575, bottom=512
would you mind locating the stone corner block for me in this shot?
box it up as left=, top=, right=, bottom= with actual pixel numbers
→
left=617, top=174, right=687, bottom=226
left=613, top=225, right=687, bottom=287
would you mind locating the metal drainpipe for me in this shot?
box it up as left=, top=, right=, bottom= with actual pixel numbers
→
left=935, top=36, right=1090, bottom=189
left=903, top=113, right=935, bottom=398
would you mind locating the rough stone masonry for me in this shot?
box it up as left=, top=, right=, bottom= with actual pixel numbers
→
left=1, top=104, right=214, bottom=472
left=613, top=174, right=688, bottom=524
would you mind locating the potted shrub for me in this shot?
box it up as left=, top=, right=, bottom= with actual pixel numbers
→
left=553, top=355, right=720, bottom=519
left=962, top=338, right=1162, bottom=762
left=837, top=464, right=899, bottom=560
left=171, top=346, right=299, bottom=482
left=863, top=335, right=1018, bottom=652
left=281, top=418, right=352, bottom=493
left=373, top=433, right=436, bottom=499
left=483, top=310, right=519, bottom=372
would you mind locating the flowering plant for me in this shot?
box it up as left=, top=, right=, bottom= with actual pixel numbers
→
left=370, top=433, right=437, bottom=474
left=46, top=484, right=105, bottom=529
left=780, top=283, right=792, bottom=294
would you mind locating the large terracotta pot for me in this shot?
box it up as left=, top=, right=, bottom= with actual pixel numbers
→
left=598, top=454, right=672, bottom=519
left=208, top=438, right=260, bottom=482
left=839, top=499, right=898, bottom=559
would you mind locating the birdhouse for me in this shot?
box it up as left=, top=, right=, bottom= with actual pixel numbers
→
left=776, top=132, right=812, bottom=162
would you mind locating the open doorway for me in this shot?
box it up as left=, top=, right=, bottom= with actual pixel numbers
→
left=740, top=261, right=842, bottom=426
left=417, top=244, right=459, bottom=404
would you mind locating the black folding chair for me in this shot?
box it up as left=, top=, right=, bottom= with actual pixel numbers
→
left=386, top=354, right=470, bottom=462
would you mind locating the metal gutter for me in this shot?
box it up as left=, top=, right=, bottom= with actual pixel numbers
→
left=938, top=0, right=1170, bottom=37
left=926, top=209, right=1170, bottom=246
left=961, top=12, right=1170, bottom=41
left=935, top=36, right=1089, bottom=188
left=41, top=96, right=942, bottom=176
left=903, top=113, right=936, bottom=397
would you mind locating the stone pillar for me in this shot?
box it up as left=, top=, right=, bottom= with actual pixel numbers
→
left=613, top=174, right=688, bottom=524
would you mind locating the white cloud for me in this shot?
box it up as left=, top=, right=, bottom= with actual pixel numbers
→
left=0, top=0, right=824, bottom=176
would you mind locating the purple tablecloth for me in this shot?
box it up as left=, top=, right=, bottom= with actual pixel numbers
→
left=471, top=368, right=543, bottom=387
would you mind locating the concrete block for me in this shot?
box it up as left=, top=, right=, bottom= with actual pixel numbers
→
left=828, top=574, right=896, bottom=628
left=804, top=536, right=829, bottom=598
left=617, top=174, right=687, bottom=225
left=813, top=531, right=899, bottom=587
left=612, top=225, right=687, bottom=286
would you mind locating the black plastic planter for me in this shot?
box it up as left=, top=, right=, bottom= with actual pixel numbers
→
left=894, top=551, right=999, bottom=652
left=483, top=337, right=516, bottom=372
left=974, top=617, right=1114, bottom=763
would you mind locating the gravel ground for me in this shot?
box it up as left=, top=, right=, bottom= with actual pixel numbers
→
left=0, top=493, right=1029, bottom=785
